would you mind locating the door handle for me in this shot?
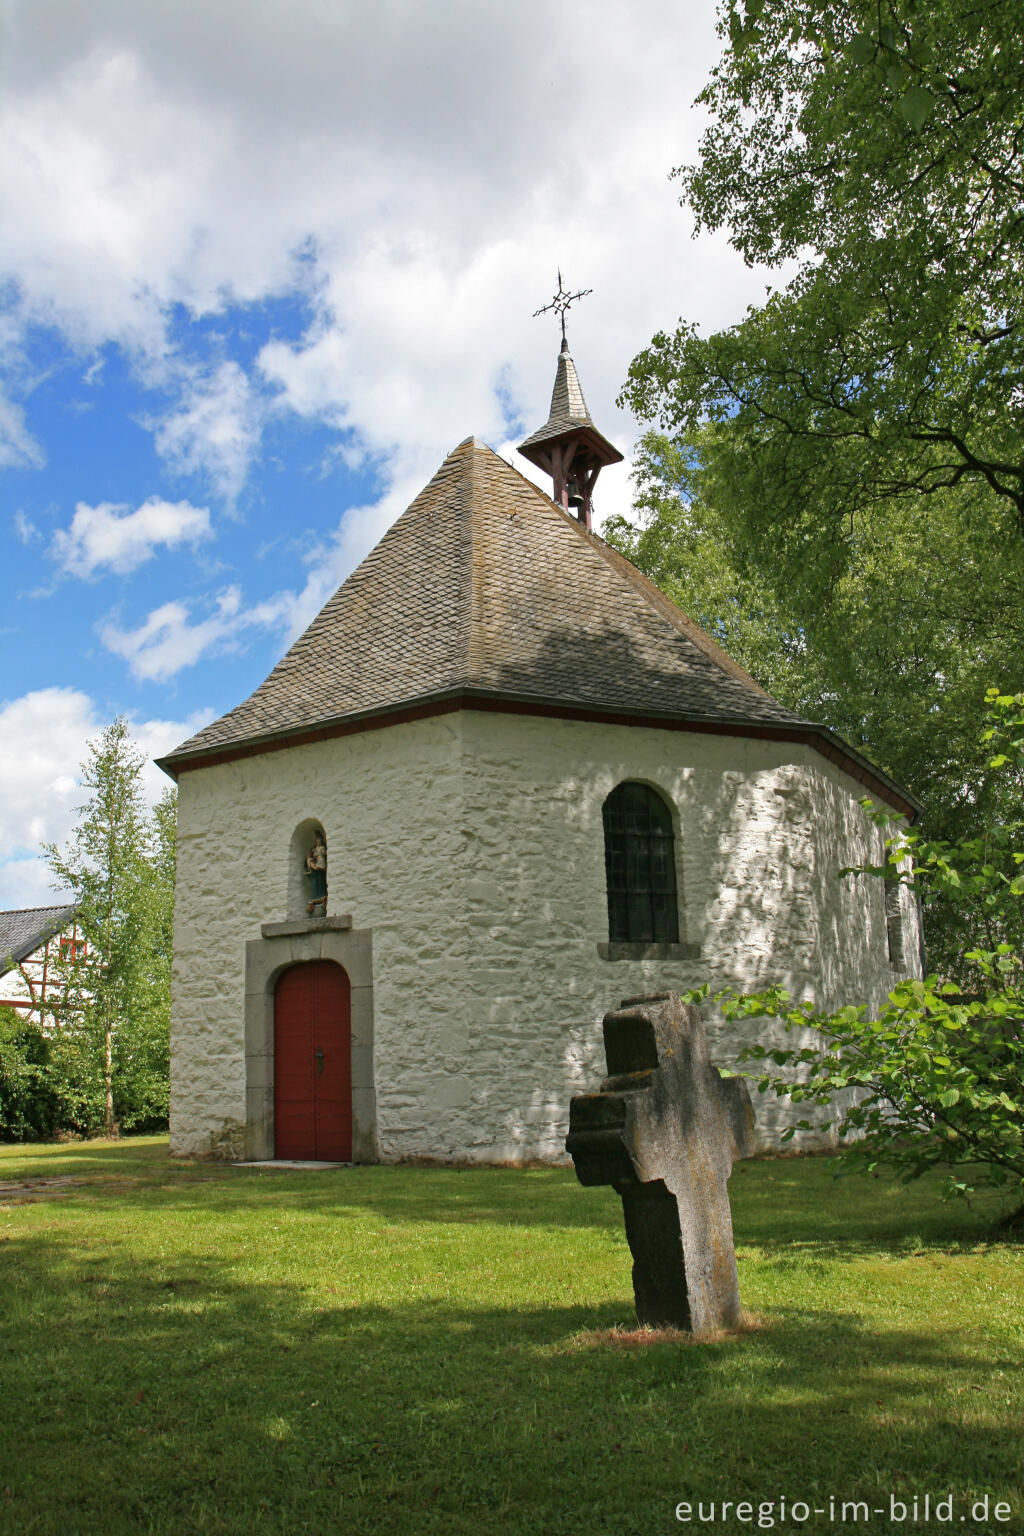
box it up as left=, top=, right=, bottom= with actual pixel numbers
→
left=315, top=1046, right=324, bottom=1074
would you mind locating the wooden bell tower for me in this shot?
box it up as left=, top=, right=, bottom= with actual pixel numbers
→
left=518, top=273, right=623, bottom=531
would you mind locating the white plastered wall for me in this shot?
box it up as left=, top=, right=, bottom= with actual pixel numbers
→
left=170, top=712, right=468, bottom=1159
left=168, top=708, right=920, bottom=1161
left=456, top=711, right=920, bottom=1158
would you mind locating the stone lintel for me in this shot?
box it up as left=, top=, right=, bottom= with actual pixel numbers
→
left=261, top=915, right=353, bottom=938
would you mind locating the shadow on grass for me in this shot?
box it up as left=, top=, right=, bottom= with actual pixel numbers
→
left=0, top=1137, right=175, bottom=1182
left=138, top=1162, right=1024, bottom=1254
left=4, top=1143, right=1019, bottom=1263
left=1, top=1222, right=1021, bottom=1536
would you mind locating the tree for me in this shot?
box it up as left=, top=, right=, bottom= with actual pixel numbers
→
left=112, top=786, right=175, bottom=1131
left=0, top=1010, right=60, bottom=1141
left=603, top=431, right=1024, bottom=972
left=44, top=720, right=175, bottom=1137
left=621, top=0, right=1024, bottom=606
left=715, top=691, right=1024, bottom=1213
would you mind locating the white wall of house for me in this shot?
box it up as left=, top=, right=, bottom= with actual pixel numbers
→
left=0, top=928, right=80, bottom=1029
left=169, top=709, right=920, bottom=1162
left=0, top=959, right=37, bottom=1012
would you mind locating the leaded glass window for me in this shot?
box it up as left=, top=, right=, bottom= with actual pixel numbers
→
left=885, top=880, right=903, bottom=967
left=602, top=782, right=679, bottom=944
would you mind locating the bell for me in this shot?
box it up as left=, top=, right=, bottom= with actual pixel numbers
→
left=566, top=476, right=584, bottom=511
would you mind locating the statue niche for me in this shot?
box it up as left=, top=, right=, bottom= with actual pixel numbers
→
left=305, top=829, right=328, bottom=916
left=287, top=819, right=329, bottom=920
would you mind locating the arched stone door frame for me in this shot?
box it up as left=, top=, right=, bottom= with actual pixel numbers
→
left=244, top=915, right=376, bottom=1161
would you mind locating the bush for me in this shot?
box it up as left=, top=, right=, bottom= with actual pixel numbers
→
left=0, top=718, right=176, bottom=1143
left=0, top=1014, right=60, bottom=1141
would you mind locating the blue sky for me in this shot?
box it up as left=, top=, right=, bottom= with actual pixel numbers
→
left=0, top=0, right=769, bottom=907
left=6, top=292, right=381, bottom=711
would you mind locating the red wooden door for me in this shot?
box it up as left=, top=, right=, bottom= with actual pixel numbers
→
left=273, top=961, right=352, bottom=1161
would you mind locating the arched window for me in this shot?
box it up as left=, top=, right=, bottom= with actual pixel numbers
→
left=602, top=782, right=679, bottom=944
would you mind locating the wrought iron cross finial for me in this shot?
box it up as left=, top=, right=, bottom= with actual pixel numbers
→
left=533, top=269, right=593, bottom=344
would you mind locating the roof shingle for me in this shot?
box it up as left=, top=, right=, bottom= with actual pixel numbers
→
left=157, top=437, right=917, bottom=815
left=518, top=341, right=623, bottom=467
left=0, top=905, right=77, bottom=973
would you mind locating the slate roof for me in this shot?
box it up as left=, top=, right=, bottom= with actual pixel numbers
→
left=518, top=341, right=623, bottom=465
left=158, top=436, right=918, bottom=815
left=0, top=905, right=78, bottom=974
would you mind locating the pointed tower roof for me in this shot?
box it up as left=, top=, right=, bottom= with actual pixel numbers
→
left=518, top=338, right=623, bottom=471
left=157, top=438, right=916, bottom=815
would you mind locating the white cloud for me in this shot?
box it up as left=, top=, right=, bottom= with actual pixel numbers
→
left=0, top=5, right=786, bottom=895
left=0, top=1, right=770, bottom=519
left=91, top=424, right=649, bottom=690
left=276, top=476, right=434, bottom=643
left=0, top=0, right=800, bottom=778
left=13, top=509, right=39, bottom=544
left=0, top=688, right=210, bottom=909
left=0, top=391, right=44, bottom=470
left=51, top=495, right=212, bottom=576
left=0, top=855, right=66, bottom=911
left=152, top=361, right=262, bottom=505
left=0, top=689, right=96, bottom=868
left=130, top=710, right=217, bottom=805
left=100, top=585, right=292, bottom=682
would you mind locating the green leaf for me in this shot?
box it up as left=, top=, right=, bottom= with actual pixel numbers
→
left=848, top=32, right=875, bottom=67
left=938, top=1088, right=961, bottom=1108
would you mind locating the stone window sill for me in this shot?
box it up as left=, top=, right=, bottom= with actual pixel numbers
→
left=597, top=941, right=701, bottom=962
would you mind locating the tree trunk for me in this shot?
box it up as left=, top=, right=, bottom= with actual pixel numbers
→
left=104, top=999, right=115, bottom=1138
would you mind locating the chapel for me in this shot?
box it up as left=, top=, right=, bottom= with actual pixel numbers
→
left=158, top=328, right=921, bottom=1164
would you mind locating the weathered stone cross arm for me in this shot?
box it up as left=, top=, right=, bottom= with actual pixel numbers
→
left=566, top=991, right=755, bottom=1334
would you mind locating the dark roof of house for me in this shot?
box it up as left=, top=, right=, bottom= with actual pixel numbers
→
left=158, top=436, right=918, bottom=815
left=0, top=905, right=78, bottom=973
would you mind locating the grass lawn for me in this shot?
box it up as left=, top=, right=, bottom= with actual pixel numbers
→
left=0, top=1139, right=1021, bottom=1536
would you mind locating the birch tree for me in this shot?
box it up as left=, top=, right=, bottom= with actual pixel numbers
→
left=45, top=719, right=154, bottom=1137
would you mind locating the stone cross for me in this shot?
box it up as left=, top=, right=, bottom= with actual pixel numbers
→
left=566, top=991, right=755, bottom=1334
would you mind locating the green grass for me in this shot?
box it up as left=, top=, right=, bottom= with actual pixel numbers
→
left=0, top=1138, right=1021, bottom=1536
